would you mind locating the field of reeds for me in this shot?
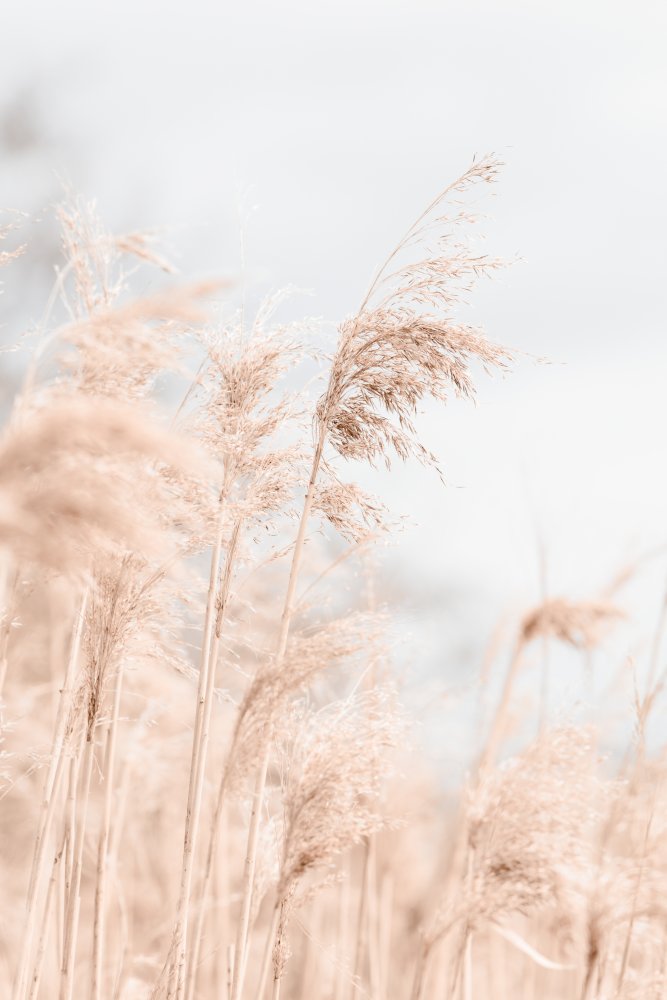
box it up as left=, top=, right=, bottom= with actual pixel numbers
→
left=1, top=157, right=665, bottom=1000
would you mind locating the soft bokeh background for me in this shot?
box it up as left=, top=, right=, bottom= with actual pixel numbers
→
left=3, top=0, right=666, bottom=770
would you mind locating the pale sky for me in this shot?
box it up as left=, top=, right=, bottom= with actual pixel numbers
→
left=2, top=0, right=667, bottom=759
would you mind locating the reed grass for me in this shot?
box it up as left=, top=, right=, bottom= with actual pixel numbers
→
left=1, top=163, right=664, bottom=1000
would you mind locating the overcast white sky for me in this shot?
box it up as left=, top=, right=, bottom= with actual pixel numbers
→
left=3, top=0, right=667, bottom=749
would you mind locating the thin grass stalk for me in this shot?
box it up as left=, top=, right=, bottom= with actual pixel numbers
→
left=353, top=576, right=382, bottom=1000
left=60, top=740, right=83, bottom=974
left=230, top=427, right=326, bottom=1000
left=56, top=840, right=65, bottom=980
left=255, top=906, right=281, bottom=1000
left=104, top=751, right=132, bottom=971
left=448, top=926, right=468, bottom=1000
left=185, top=773, right=230, bottom=1000
left=334, top=861, right=352, bottom=1000
left=0, top=563, right=19, bottom=699
left=60, top=733, right=95, bottom=1000
left=91, top=659, right=125, bottom=1000
left=165, top=493, right=227, bottom=998
left=61, top=730, right=86, bottom=936
left=580, top=929, right=598, bottom=1000
left=212, top=804, right=231, bottom=1000
left=187, top=820, right=227, bottom=1000
left=409, top=937, right=431, bottom=1000
left=61, top=737, right=84, bottom=965
left=111, top=864, right=130, bottom=1000
left=367, top=845, right=381, bottom=1000
left=227, top=945, right=236, bottom=1000
left=411, top=884, right=468, bottom=1000
left=460, top=848, right=474, bottom=1000
left=376, top=872, right=393, bottom=1000
left=616, top=785, right=657, bottom=995
left=183, top=518, right=243, bottom=1000
left=28, top=834, right=65, bottom=1000
left=212, top=837, right=230, bottom=1000
left=298, top=899, right=320, bottom=1000
left=229, top=722, right=269, bottom=999
left=13, top=593, right=88, bottom=1000
left=352, top=837, right=373, bottom=999
left=411, top=918, right=461, bottom=1000
left=28, top=651, right=84, bottom=904
left=595, top=953, right=607, bottom=1000
left=185, top=793, right=225, bottom=1000
left=461, top=931, right=472, bottom=1000
left=13, top=752, right=68, bottom=1000
left=173, top=515, right=242, bottom=1000
left=432, top=942, right=449, bottom=1000
left=32, top=589, right=88, bottom=875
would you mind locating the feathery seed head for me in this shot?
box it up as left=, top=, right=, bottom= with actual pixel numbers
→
left=464, top=727, right=602, bottom=927
left=276, top=686, right=402, bottom=900
left=317, top=156, right=512, bottom=472
left=521, top=597, right=623, bottom=650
